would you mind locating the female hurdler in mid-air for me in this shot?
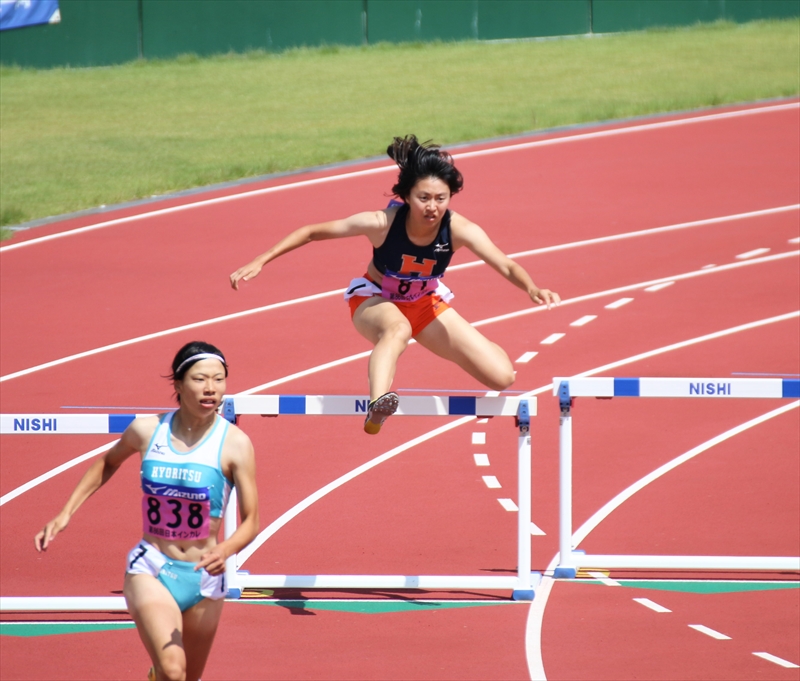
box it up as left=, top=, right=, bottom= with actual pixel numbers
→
left=230, top=135, right=560, bottom=434
left=35, top=342, right=259, bottom=681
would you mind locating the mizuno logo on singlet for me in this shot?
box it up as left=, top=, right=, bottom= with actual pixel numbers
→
left=399, top=255, right=436, bottom=277
left=151, top=443, right=168, bottom=455
left=433, top=243, right=450, bottom=253
left=145, top=483, right=167, bottom=494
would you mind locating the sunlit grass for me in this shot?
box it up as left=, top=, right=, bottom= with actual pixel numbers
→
left=1, top=18, right=797, bottom=229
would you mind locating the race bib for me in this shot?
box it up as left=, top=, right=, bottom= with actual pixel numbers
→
left=380, top=275, right=439, bottom=302
left=141, top=479, right=211, bottom=541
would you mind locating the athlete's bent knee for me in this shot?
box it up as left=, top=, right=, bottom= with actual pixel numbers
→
left=157, top=656, right=186, bottom=681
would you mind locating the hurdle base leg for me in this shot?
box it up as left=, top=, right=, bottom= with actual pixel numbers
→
left=554, top=550, right=584, bottom=579
left=512, top=572, right=542, bottom=601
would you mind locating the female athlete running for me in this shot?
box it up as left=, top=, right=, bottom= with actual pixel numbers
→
left=230, top=135, right=560, bottom=434
left=35, top=341, right=259, bottom=681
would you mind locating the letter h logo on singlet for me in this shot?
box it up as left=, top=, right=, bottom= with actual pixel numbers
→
left=400, top=254, right=436, bottom=277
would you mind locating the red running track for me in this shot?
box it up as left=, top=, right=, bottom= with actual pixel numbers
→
left=0, top=101, right=798, bottom=680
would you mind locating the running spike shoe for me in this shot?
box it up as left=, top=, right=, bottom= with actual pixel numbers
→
left=364, top=392, right=399, bottom=434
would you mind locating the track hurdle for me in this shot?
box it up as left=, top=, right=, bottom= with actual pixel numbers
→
left=220, top=394, right=539, bottom=600
left=0, top=393, right=540, bottom=611
left=552, top=377, right=800, bottom=578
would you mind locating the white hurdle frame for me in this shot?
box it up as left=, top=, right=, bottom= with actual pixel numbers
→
left=552, top=377, right=800, bottom=578
left=0, top=394, right=539, bottom=612
left=221, top=394, right=539, bottom=600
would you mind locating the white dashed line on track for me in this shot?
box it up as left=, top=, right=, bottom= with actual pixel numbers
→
left=515, top=351, right=538, bottom=363
left=497, top=498, right=518, bottom=511
left=736, top=247, right=771, bottom=259
left=688, top=624, right=731, bottom=640
left=633, top=598, right=671, bottom=613
left=753, top=652, right=800, bottom=668
left=790, top=237, right=800, bottom=244
left=472, top=432, right=486, bottom=445
left=473, top=453, right=490, bottom=466
left=529, top=522, right=546, bottom=536
left=644, top=281, right=675, bottom=292
left=541, top=333, right=565, bottom=345
left=570, top=315, right=597, bottom=327
left=701, top=263, right=717, bottom=269
left=482, top=475, right=502, bottom=489
left=605, top=297, right=634, bottom=309
left=587, top=572, right=620, bottom=586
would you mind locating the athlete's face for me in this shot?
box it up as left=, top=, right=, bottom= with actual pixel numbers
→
left=175, top=359, right=227, bottom=414
left=406, top=177, right=451, bottom=228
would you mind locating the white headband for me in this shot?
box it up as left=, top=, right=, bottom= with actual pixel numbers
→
left=175, top=353, right=227, bottom=375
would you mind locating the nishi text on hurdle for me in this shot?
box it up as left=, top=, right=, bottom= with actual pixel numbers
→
left=13, top=418, right=57, bottom=432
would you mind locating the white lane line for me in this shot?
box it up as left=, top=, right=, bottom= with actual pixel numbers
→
left=644, top=281, right=675, bottom=292
left=541, top=333, right=565, bottom=345
left=605, top=297, right=634, bottom=309
left=570, top=315, right=597, bottom=327
left=498, top=498, right=518, bottom=511
left=476, top=417, right=489, bottom=424
left=473, top=252, right=796, bottom=329
left=587, top=572, right=620, bottom=586
left=701, top=264, right=716, bottom=269
left=473, top=453, right=490, bottom=466
left=3, top=103, right=795, bottom=254
left=689, top=624, right=731, bottom=640
left=790, top=237, right=800, bottom=244
left=516, top=351, right=538, bottom=363
left=472, top=432, right=486, bottom=445
left=482, top=475, right=502, bottom=489
left=0, top=441, right=117, bottom=506
left=530, top=522, right=546, bottom=536
left=3, top=224, right=797, bottom=384
left=634, top=598, right=672, bottom=613
left=736, top=247, right=771, bottom=259
left=753, top=652, right=800, bottom=668
left=570, top=399, right=800, bottom=550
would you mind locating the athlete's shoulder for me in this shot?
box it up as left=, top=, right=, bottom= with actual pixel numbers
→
left=121, top=414, right=161, bottom=450
left=222, top=421, right=254, bottom=452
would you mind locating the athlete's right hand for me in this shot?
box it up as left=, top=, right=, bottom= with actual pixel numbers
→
left=230, top=261, right=263, bottom=290
left=35, top=514, right=69, bottom=552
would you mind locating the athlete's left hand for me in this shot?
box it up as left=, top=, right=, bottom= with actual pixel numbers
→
left=195, top=546, right=228, bottom=575
left=531, top=288, right=561, bottom=309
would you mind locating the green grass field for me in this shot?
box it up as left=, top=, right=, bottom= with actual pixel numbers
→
left=1, top=18, right=798, bottom=234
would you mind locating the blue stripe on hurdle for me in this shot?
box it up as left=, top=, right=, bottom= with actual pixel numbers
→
left=279, top=396, right=306, bottom=414
left=448, top=396, right=476, bottom=415
left=614, top=378, right=640, bottom=396
left=109, top=414, right=136, bottom=433
left=784, top=379, right=800, bottom=398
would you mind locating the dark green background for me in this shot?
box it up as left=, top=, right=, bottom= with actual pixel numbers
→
left=2, top=0, right=798, bottom=68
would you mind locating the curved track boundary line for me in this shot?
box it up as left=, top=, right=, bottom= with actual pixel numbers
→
left=235, top=311, right=798, bottom=566
left=1, top=102, right=795, bottom=254
left=2, top=218, right=795, bottom=384
left=526, top=399, right=800, bottom=681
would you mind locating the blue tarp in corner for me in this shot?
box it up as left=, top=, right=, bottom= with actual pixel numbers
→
left=0, top=0, right=60, bottom=31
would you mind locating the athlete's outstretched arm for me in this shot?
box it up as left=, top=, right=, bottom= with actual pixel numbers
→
left=195, top=427, right=259, bottom=575
left=451, top=214, right=561, bottom=308
left=34, top=418, right=154, bottom=552
left=229, top=210, right=389, bottom=290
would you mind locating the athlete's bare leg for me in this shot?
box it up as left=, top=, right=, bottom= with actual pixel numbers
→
left=125, top=574, right=224, bottom=681
left=124, top=574, right=187, bottom=681
left=352, top=297, right=413, bottom=401
left=414, top=308, right=515, bottom=390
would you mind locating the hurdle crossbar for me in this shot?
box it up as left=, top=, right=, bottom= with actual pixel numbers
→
left=0, top=394, right=540, bottom=611
left=552, top=377, right=800, bottom=578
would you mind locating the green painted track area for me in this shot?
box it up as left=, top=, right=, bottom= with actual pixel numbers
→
left=579, top=579, right=800, bottom=595
left=0, top=599, right=520, bottom=637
